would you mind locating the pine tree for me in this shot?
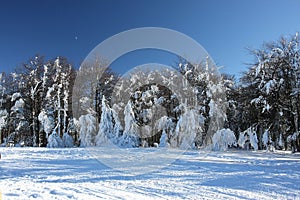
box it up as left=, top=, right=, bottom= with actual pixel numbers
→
left=96, top=96, right=123, bottom=146
left=120, top=101, right=140, bottom=147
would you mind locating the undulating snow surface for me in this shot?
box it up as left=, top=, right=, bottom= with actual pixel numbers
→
left=0, top=148, right=300, bottom=199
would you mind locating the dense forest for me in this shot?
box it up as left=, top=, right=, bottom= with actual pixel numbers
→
left=0, top=33, right=299, bottom=152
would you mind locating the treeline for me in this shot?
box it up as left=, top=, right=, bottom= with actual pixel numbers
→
left=232, top=33, right=300, bottom=152
left=0, top=33, right=299, bottom=151
left=0, top=56, right=76, bottom=147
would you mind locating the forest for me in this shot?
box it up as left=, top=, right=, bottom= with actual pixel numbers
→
left=0, top=33, right=299, bottom=152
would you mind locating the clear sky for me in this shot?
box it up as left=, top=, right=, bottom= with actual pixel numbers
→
left=1, top=0, right=300, bottom=77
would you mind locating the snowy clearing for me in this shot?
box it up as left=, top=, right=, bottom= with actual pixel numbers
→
left=1, top=148, right=300, bottom=200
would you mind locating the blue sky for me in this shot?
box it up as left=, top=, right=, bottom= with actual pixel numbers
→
left=0, top=0, right=300, bottom=77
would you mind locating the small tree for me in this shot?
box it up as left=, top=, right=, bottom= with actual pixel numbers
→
left=212, top=128, right=236, bottom=151
left=119, top=101, right=140, bottom=147
left=96, top=96, right=122, bottom=146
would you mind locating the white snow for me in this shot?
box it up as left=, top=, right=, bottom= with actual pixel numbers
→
left=38, top=110, right=55, bottom=138
left=62, top=133, right=74, bottom=148
left=78, top=113, right=97, bottom=147
left=0, top=109, right=8, bottom=128
left=262, top=130, right=269, bottom=148
left=11, top=98, right=24, bottom=112
left=46, top=86, right=54, bottom=98
left=212, top=129, right=236, bottom=151
left=47, top=131, right=64, bottom=148
left=238, top=127, right=259, bottom=151
left=174, top=107, right=200, bottom=149
left=11, top=92, right=21, bottom=102
left=120, top=101, right=139, bottom=147
left=159, top=130, right=168, bottom=148
left=278, top=134, right=283, bottom=147
left=0, top=147, right=299, bottom=199
left=264, top=80, right=275, bottom=95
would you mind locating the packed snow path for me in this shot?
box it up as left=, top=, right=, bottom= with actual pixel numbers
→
left=0, top=148, right=300, bottom=199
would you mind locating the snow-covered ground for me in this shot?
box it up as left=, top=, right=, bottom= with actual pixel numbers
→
left=0, top=147, right=300, bottom=200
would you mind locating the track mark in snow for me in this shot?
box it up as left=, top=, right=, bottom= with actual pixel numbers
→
left=1, top=148, right=300, bottom=199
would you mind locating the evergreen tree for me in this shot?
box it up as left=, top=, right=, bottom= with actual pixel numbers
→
left=96, top=96, right=122, bottom=146
left=239, top=33, right=300, bottom=151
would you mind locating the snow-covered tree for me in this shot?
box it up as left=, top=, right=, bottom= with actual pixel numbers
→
left=0, top=73, right=8, bottom=144
left=159, top=130, right=168, bottom=148
left=119, top=101, right=140, bottom=147
left=238, top=127, right=259, bottom=151
left=8, top=93, right=32, bottom=146
left=12, top=55, right=45, bottom=146
left=205, top=80, right=227, bottom=145
left=47, top=130, right=64, bottom=148
left=173, top=106, right=201, bottom=149
left=0, top=109, right=8, bottom=145
left=62, top=132, right=74, bottom=148
left=212, top=128, right=236, bottom=151
left=77, top=96, right=97, bottom=147
left=156, top=116, right=176, bottom=147
left=0, top=55, right=77, bottom=147
left=177, top=58, right=227, bottom=147
left=78, top=112, right=97, bottom=147
left=96, top=96, right=122, bottom=146
left=239, top=33, right=300, bottom=151
left=38, top=109, right=55, bottom=140
left=40, top=57, right=75, bottom=147
left=73, top=58, right=118, bottom=123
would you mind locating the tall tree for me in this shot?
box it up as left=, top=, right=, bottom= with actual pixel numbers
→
left=239, top=33, right=300, bottom=150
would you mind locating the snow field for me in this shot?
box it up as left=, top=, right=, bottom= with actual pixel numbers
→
left=0, top=147, right=300, bottom=199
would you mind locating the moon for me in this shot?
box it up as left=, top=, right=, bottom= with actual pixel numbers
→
left=75, top=36, right=78, bottom=40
